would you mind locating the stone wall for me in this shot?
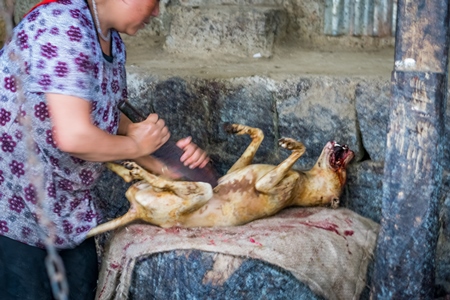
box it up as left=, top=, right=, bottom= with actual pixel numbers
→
left=0, top=0, right=14, bottom=46
left=109, top=72, right=449, bottom=296
left=8, top=0, right=395, bottom=55
left=134, top=0, right=394, bottom=55
left=0, top=19, right=5, bottom=45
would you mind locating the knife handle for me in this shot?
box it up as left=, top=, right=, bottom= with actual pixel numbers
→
left=118, top=100, right=219, bottom=187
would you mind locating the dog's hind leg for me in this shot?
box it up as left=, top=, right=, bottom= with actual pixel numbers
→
left=85, top=162, right=145, bottom=237
left=86, top=206, right=138, bottom=238
left=255, top=138, right=305, bottom=193
left=123, top=162, right=213, bottom=216
left=88, top=162, right=214, bottom=236
left=225, top=123, right=264, bottom=174
left=122, top=162, right=212, bottom=199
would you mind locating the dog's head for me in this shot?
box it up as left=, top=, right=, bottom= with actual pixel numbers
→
left=315, top=141, right=354, bottom=176
left=297, top=141, right=354, bottom=208
left=316, top=141, right=354, bottom=207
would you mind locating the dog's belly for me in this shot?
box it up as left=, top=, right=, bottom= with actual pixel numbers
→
left=179, top=165, right=297, bottom=227
left=218, top=164, right=276, bottom=184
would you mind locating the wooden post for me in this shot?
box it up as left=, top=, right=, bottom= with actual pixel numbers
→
left=371, top=0, right=450, bottom=298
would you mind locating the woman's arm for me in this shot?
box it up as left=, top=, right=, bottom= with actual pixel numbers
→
left=46, top=93, right=170, bottom=162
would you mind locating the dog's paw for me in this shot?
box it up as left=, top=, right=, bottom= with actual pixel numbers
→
left=278, top=138, right=305, bottom=152
left=223, top=122, right=240, bottom=134
left=122, top=161, right=139, bottom=170
left=224, top=124, right=262, bottom=138
left=120, top=161, right=144, bottom=179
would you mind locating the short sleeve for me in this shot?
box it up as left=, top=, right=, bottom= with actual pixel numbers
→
left=24, top=5, right=100, bottom=102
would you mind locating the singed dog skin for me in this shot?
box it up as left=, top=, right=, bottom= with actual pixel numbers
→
left=87, top=124, right=354, bottom=238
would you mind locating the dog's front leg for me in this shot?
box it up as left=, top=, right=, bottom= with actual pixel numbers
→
left=255, top=138, right=305, bottom=193
left=225, top=123, right=264, bottom=174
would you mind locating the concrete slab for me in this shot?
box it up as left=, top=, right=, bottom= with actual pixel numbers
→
left=177, top=0, right=283, bottom=7
left=0, top=19, right=5, bottom=45
left=164, top=5, right=287, bottom=58
left=125, top=43, right=395, bottom=79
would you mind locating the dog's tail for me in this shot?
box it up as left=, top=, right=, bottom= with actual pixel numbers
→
left=85, top=210, right=138, bottom=239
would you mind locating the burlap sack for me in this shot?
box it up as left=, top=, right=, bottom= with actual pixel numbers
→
left=96, top=207, right=379, bottom=300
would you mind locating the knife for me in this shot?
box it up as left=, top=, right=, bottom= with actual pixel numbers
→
left=118, top=100, right=219, bottom=187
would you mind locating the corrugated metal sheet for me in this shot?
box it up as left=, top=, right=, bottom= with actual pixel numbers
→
left=324, top=0, right=397, bottom=36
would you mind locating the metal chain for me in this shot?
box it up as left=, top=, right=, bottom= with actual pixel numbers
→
left=0, top=1, right=69, bottom=299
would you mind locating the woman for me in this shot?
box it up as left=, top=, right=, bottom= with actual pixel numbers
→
left=0, top=0, right=209, bottom=298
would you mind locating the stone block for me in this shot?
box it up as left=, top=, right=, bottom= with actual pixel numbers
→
left=355, top=79, right=390, bottom=162
left=355, top=79, right=450, bottom=171
left=343, top=161, right=384, bottom=223
left=1, top=1, right=16, bottom=47
left=176, top=0, right=283, bottom=6
left=0, top=18, right=5, bottom=46
left=125, top=75, right=279, bottom=175
left=129, top=250, right=320, bottom=300
left=445, top=91, right=450, bottom=169
left=165, top=5, right=287, bottom=58
left=125, top=74, right=380, bottom=172
left=436, top=171, right=450, bottom=295
left=207, top=78, right=279, bottom=173
left=276, top=77, right=361, bottom=169
left=13, top=0, right=37, bottom=24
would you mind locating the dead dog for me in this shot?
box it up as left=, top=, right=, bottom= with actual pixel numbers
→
left=87, top=123, right=354, bottom=237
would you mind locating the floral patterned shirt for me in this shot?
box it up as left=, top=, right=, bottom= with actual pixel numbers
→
left=0, top=0, right=127, bottom=248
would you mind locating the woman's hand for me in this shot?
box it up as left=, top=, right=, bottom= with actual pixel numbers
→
left=176, top=137, right=210, bottom=169
left=126, top=114, right=171, bottom=158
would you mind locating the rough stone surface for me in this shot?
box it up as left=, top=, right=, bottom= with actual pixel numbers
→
left=371, top=71, right=445, bottom=298
left=445, top=91, right=450, bottom=167
left=13, top=0, right=38, bottom=24
left=173, top=0, right=395, bottom=50
left=176, top=0, right=284, bottom=6
left=125, top=75, right=368, bottom=171
left=275, top=76, right=361, bottom=169
left=117, top=71, right=450, bottom=295
left=342, top=161, right=384, bottom=223
left=0, top=19, right=5, bottom=45
left=93, top=168, right=130, bottom=223
left=124, top=69, right=450, bottom=175
left=125, top=76, right=279, bottom=175
left=436, top=172, right=450, bottom=296
left=129, top=250, right=321, bottom=300
left=355, top=80, right=391, bottom=162
left=0, top=0, right=16, bottom=46
left=164, top=5, right=287, bottom=58
left=7, top=0, right=395, bottom=53
left=355, top=81, right=450, bottom=169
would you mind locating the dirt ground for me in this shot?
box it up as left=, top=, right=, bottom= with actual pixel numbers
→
left=124, top=38, right=395, bottom=80
left=1, top=21, right=395, bottom=80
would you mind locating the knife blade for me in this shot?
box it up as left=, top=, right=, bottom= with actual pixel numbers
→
left=118, top=100, right=219, bottom=187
